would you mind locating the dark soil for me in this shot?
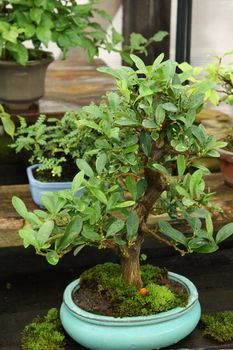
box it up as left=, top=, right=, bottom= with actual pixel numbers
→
left=33, top=162, right=77, bottom=183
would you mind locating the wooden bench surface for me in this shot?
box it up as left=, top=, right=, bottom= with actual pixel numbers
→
left=1, top=173, right=233, bottom=248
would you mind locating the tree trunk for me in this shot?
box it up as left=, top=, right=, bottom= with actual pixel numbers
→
left=120, top=237, right=143, bottom=288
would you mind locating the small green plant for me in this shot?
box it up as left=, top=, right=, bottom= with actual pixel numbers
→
left=21, top=308, right=65, bottom=350
left=12, top=54, right=233, bottom=289
left=0, top=0, right=167, bottom=65
left=0, top=104, right=15, bottom=138
left=201, top=311, right=233, bottom=342
left=11, top=112, right=82, bottom=179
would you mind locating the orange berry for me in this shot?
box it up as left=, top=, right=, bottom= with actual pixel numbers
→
left=139, top=287, right=147, bottom=296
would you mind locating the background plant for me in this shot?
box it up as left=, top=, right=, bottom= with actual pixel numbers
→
left=0, top=104, right=15, bottom=138
left=11, top=112, right=85, bottom=179
left=13, top=54, right=233, bottom=287
left=0, top=0, right=167, bottom=65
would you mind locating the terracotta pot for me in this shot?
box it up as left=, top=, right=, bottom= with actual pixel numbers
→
left=217, top=148, right=233, bottom=187
left=0, top=51, right=53, bottom=111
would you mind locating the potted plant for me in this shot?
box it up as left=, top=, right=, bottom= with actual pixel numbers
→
left=0, top=0, right=167, bottom=110
left=12, top=54, right=233, bottom=350
left=10, top=110, right=86, bottom=206
left=190, top=52, right=233, bottom=186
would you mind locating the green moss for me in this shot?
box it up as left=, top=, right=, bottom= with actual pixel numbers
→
left=21, top=308, right=66, bottom=350
left=80, top=263, right=188, bottom=317
left=201, top=311, right=233, bottom=342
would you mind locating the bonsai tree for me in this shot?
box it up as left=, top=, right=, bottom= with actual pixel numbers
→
left=12, top=54, right=233, bottom=287
left=0, top=0, right=167, bottom=65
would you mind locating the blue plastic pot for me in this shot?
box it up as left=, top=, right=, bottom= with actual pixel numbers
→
left=27, top=164, right=82, bottom=207
left=60, top=272, right=201, bottom=350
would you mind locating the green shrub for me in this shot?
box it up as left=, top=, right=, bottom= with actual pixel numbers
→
left=21, top=308, right=65, bottom=350
left=201, top=311, right=233, bottom=342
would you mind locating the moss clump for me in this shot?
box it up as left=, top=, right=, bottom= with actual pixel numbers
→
left=21, top=308, right=66, bottom=350
left=201, top=311, right=233, bottom=342
left=79, top=263, right=188, bottom=317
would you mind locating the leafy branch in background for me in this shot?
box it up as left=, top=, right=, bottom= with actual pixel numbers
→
left=0, top=0, right=167, bottom=65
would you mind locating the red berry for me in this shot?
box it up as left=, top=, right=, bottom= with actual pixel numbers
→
left=139, top=287, right=147, bottom=296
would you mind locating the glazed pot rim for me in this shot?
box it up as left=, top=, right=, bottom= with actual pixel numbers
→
left=216, top=147, right=233, bottom=156
left=62, top=271, right=199, bottom=325
left=0, top=51, right=54, bottom=66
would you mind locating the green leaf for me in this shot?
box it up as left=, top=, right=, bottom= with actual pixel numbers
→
left=189, top=170, right=203, bottom=198
left=152, top=163, right=170, bottom=176
left=107, top=192, right=121, bottom=210
left=82, top=227, right=100, bottom=241
left=37, top=220, right=54, bottom=246
left=36, top=25, right=51, bottom=46
left=76, top=159, right=94, bottom=178
left=130, top=54, right=147, bottom=72
left=136, top=179, right=147, bottom=200
left=194, top=242, right=219, bottom=253
left=140, top=130, right=152, bottom=156
left=19, top=227, right=39, bottom=249
left=58, top=216, right=83, bottom=250
left=152, top=53, right=164, bottom=70
left=126, top=211, right=139, bottom=240
left=162, top=102, right=178, bottom=112
left=72, top=171, right=85, bottom=193
left=216, top=223, right=233, bottom=244
left=106, top=219, right=125, bottom=237
left=1, top=114, right=15, bottom=138
left=112, top=27, right=123, bottom=45
left=125, top=176, right=137, bottom=201
left=89, top=187, right=107, bottom=205
left=142, top=119, right=157, bottom=129
left=41, top=194, right=65, bottom=215
left=12, top=196, right=28, bottom=218
left=46, top=251, right=59, bottom=265
left=205, top=213, right=213, bottom=236
left=207, top=150, right=220, bottom=157
left=151, top=31, right=168, bottom=42
left=30, top=8, right=43, bottom=24
left=114, top=201, right=135, bottom=208
left=155, top=105, right=165, bottom=125
left=159, top=221, right=188, bottom=246
left=177, top=155, right=186, bottom=177
left=96, top=153, right=107, bottom=174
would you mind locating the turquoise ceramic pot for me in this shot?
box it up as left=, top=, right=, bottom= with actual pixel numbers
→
left=60, top=272, right=201, bottom=350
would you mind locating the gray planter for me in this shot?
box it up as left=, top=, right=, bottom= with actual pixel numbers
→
left=0, top=52, right=53, bottom=110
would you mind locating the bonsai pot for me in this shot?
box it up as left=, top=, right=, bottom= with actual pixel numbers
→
left=0, top=52, right=53, bottom=111
left=60, top=272, right=201, bottom=350
left=217, top=148, right=233, bottom=187
left=27, top=164, right=83, bottom=207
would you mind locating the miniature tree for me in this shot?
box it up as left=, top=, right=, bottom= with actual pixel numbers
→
left=12, top=54, right=233, bottom=288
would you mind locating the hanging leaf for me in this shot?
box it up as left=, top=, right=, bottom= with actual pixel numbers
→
left=159, top=221, right=188, bottom=246
left=126, top=211, right=139, bottom=240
